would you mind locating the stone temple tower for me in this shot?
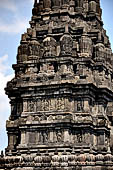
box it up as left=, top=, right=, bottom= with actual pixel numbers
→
left=1, top=0, right=113, bottom=169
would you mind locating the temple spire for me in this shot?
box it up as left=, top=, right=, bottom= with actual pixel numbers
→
left=2, top=0, right=113, bottom=169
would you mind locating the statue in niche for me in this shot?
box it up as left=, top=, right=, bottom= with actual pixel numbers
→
left=43, top=37, right=57, bottom=57
left=84, top=133, right=90, bottom=145
left=39, top=131, right=48, bottom=143
left=43, top=131, right=48, bottom=143
left=57, top=98, right=65, bottom=110
left=60, top=34, right=73, bottom=56
left=52, top=0, right=60, bottom=7
left=49, top=99, right=55, bottom=111
left=95, top=43, right=105, bottom=59
left=57, top=131, right=62, bottom=142
left=40, top=64, right=47, bottom=73
left=28, top=41, right=40, bottom=57
left=77, top=100, right=84, bottom=112
left=44, top=99, right=49, bottom=111
left=36, top=99, right=42, bottom=112
left=43, top=0, right=51, bottom=9
left=48, top=63, right=54, bottom=72
left=28, top=101, right=34, bottom=112
left=77, top=133, right=82, bottom=143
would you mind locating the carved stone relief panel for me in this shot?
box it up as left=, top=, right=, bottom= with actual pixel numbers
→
left=40, top=63, right=54, bottom=73
left=43, top=37, right=57, bottom=57
left=56, top=98, right=65, bottom=111
left=38, top=130, right=49, bottom=144
left=27, top=100, right=36, bottom=112
left=84, top=132, right=91, bottom=145
left=36, top=99, right=42, bottom=112
left=26, top=97, right=71, bottom=112
left=60, top=34, right=73, bottom=56
left=72, top=130, right=91, bottom=145
left=43, top=0, right=51, bottom=10
left=75, top=100, right=84, bottom=112
left=53, top=130, right=63, bottom=143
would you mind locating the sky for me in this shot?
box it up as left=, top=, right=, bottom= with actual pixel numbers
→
left=0, top=0, right=113, bottom=152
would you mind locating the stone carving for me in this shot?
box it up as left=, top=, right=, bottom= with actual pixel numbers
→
left=40, top=114, right=47, bottom=121
left=77, top=133, right=82, bottom=143
left=17, top=44, right=28, bottom=62
left=43, top=131, right=48, bottom=143
left=40, top=63, right=54, bottom=73
left=43, top=0, right=51, bottom=10
left=77, top=100, right=84, bottom=112
left=3, top=0, right=113, bottom=169
left=56, top=98, right=65, bottom=110
left=43, top=37, right=57, bottom=57
left=95, top=43, right=105, bottom=59
left=56, top=130, right=62, bottom=142
left=28, top=41, right=40, bottom=56
left=89, top=1, right=97, bottom=13
left=48, top=115, right=54, bottom=121
left=52, top=0, right=61, bottom=8
left=80, top=34, right=92, bottom=57
left=28, top=101, right=35, bottom=112
left=60, top=34, right=73, bottom=56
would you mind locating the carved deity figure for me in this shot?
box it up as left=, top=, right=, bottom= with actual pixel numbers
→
left=43, top=132, right=48, bottom=143
left=95, top=43, right=105, bottom=59
left=43, top=0, right=51, bottom=9
left=60, top=34, right=73, bottom=56
left=28, top=101, right=34, bottom=112
left=57, top=98, right=65, bottom=110
left=77, top=132, right=82, bottom=143
left=43, top=37, right=57, bottom=57
left=57, top=131, right=62, bottom=142
left=52, top=0, right=61, bottom=7
left=77, top=101, right=84, bottom=112
left=28, top=43, right=40, bottom=56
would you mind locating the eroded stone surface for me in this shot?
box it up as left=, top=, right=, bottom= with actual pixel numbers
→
left=1, top=0, right=113, bottom=169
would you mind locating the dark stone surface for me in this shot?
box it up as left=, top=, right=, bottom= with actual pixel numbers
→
left=1, top=0, right=113, bottom=169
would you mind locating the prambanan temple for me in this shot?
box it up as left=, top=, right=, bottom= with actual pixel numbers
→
left=1, top=0, right=113, bottom=169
